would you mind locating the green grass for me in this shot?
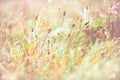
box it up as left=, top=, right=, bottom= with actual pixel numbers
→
left=0, top=0, right=120, bottom=80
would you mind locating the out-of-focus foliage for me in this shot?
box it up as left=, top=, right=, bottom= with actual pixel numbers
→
left=0, top=0, right=120, bottom=80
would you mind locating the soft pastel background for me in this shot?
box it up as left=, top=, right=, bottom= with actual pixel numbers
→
left=0, top=0, right=120, bottom=80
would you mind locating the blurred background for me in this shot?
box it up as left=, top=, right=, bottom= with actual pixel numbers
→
left=0, top=0, right=120, bottom=80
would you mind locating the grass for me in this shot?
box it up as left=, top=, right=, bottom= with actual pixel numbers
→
left=0, top=0, right=120, bottom=80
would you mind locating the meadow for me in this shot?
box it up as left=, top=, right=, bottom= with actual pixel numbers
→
left=0, top=0, right=120, bottom=80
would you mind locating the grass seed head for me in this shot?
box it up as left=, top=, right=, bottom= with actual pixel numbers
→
left=31, top=28, right=34, bottom=32
left=68, top=33, right=71, bottom=38
left=48, top=39, right=50, bottom=44
left=63, top=11, right=66, bottom=16
left=58, top=8, right=61, bottom=11
left=7, top=23, right=12, bottom=30
left=84, top=21, right=89, bottom=26
left=72, top=24, right=76, bottom=28
left=36, top=35, right=38, bottom=39
left=35, top=14, right=39, bottom=20
left=48, top=51, right=50, bottom=55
